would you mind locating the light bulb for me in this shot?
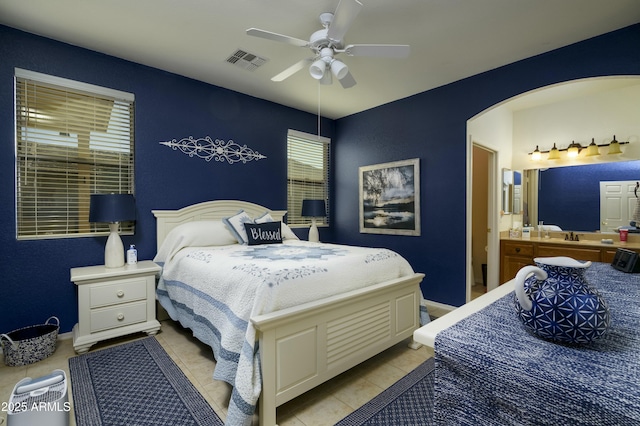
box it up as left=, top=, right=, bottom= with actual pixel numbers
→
left=309, top=59, right=326, bottom=80
left=330, top=60, right=349, bottom=80
left=608, top=135, right=622, bottom=155
left=567, top=141, right=580, bottom=158
left=586, top=138, right=600, bottom=156
left=531, top=146, right=541, bottom=161
left=547, top=143, right=560, bottom=160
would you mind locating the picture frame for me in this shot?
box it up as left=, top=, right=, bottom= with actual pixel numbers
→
left=359, top=158, right=420, bottom=236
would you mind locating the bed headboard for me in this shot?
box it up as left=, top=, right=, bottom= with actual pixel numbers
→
left=152, top=200, right=287, bottom=250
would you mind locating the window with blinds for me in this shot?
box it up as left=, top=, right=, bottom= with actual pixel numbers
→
left=15, top=69, right=135, bottom=239
left=287, top=129, right=330, bottom=226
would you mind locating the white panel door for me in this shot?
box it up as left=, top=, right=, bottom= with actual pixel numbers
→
left=600, top=180, right=637, bottom=232
left=513, top=184, right=522, bottom=214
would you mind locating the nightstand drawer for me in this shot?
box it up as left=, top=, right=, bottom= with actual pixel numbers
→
left=89, top=278, right=147, bottom=308
left=90, top=301, right=147, bottom=332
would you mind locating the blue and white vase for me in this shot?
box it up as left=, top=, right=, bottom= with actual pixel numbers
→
left=513, top=257, right=610, bottom=344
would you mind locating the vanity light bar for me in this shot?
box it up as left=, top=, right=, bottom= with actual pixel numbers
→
left=528, top=136, right=629, bottom=160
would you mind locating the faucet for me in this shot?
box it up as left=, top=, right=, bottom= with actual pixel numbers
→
left=564, top=232, right=580, bottom=241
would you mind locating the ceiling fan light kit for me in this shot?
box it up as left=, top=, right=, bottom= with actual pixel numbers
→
left=310, top=59, right=326, bottom=79
left=246, top=0, right=409, bottom=88
left=330, top=60, right=349, bottom=79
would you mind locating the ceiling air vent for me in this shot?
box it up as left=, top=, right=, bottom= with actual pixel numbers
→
left=226, top=49, right=268, bottom=72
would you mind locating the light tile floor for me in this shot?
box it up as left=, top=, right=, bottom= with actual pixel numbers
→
left=1, top=320, right=434, bottom=426
left=471, top=283, right=486, bottom=300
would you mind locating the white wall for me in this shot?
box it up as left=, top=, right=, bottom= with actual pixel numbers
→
left=467, top=103, right=514, bottom=293
left=468, top=102, right=514, bottom=233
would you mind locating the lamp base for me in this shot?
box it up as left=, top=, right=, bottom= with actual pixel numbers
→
left=104, top=222, right=125, bottom=268
left=309, top=219, right=320, bottom=243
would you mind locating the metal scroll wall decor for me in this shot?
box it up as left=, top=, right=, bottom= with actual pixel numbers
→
left=160, top=136, right=266, bottom=164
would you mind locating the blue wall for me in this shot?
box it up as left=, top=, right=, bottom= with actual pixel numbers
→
left=0, top=25, right=334, bottom=334
left=332, top=24, right=640, bottom=306
left=538, top=161, right=640, bottom=231
left=1, top=23, right=639, bottom=334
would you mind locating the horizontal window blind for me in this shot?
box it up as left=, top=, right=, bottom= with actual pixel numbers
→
left=287, top=129, right=330, bottom=226
left=15, top=69, right=135, bottom=239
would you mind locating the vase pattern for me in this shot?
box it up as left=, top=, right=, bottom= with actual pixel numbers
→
left=514, top=257, right=610, bottom=344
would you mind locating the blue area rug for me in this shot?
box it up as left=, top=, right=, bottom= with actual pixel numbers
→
left=335, top=357, right=435, bottom=425
left=69, top=337, right=222, bottom=426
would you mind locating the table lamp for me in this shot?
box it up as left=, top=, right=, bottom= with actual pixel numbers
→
left=89, top=193, right=136, bottom=268
left=301, top=199, right=326, bottom=242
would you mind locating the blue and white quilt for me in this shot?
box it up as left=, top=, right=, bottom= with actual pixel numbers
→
left=155, top=240, right=416, bottom=426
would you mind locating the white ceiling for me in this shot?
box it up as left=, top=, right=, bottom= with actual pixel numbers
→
left=1, top=0, right=639, bottom=119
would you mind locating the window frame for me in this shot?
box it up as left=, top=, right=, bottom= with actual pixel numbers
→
left=14, top=68, right=135, bottom=240
left=287, top=129, right=330, bottom=227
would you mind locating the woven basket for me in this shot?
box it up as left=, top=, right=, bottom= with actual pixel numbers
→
left=1, top=316, right=59, bottom=366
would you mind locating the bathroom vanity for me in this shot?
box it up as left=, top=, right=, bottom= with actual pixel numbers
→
left=500, top=233, right=640, bottom=283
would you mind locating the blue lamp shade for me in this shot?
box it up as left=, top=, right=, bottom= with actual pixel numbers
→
left=89, top=194, right=136, bottom=223
left=301, top=199, right=325, bottom=243
left=301, top=199, right=326, bottom=218
left=89, top=193, right=135, bottom=268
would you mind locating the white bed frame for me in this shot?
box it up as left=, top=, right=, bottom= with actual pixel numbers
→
left=153, top=200, right=425, bottom=426
left=414, top=280, right=515, bottom=349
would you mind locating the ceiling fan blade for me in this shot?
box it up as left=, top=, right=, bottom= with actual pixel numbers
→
left=271, top=58, right=314, bottom=82
left=246, top=28, right=308, bottom=47
left=327, top=0, right=363, bottom=43
left=343, top=44, right=410, bottom=58
left=339, top=72, right=357, bottom=89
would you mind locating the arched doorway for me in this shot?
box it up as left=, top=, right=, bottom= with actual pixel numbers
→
left=466, top=76, right=640, bottom=301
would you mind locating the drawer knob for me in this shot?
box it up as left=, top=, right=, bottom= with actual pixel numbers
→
left=515, top=248, right=521, bottom=253
left=117, top=313, right=125, bottom=321
left=117, top=290, right=125, bottom=298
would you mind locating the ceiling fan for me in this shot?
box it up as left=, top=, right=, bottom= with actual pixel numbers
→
left=246, top=0, right=410, bottom=88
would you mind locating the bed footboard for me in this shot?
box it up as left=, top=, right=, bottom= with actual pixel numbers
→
left=251, top=272, right=424, bottom=426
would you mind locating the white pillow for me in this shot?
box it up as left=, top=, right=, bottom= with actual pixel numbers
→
left=255, top=211, right=299, bottom=241
left=154, top=221, right=237, bottom=265
left=254, top=212, right=274, bottom=224
left=223, top=210, right=254, bottom=245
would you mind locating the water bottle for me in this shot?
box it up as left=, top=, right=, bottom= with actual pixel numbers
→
left=127, top=244, right=138, bottom=265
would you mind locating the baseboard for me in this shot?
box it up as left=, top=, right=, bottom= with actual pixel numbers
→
left=58, top=331, right=73, bottom=340
left=424, top=299, right=457, bottom=317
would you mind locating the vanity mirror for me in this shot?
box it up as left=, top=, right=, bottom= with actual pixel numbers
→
left=522, top=160, right=639, bottom=233
left=502, top=169, right=522, bottom=215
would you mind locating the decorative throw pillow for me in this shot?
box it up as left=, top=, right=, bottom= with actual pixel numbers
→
left=244, top=222, right=283, bottom=245
left=254, top=211, right=299, bottom=240
left=222, top=210, right=253, bottom=244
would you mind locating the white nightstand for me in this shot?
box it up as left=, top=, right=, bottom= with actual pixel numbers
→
left=71, top=260, right=162, bottom=353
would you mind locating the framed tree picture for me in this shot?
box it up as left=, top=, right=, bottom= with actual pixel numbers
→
left=359, top=158, right=420, bottom=235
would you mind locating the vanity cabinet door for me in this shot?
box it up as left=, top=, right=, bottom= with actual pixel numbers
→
left=502, top=255, right=535, bottom=284
left=602, top=249, right=619, bottom=263
left=500, top=241, right=535, bottom=283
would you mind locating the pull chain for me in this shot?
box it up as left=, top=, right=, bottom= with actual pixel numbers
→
left=317, top=82, right=321, bottom=139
